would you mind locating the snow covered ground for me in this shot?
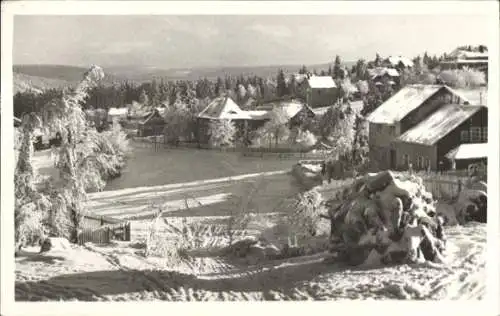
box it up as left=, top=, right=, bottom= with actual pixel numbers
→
left=17, top=145, right=486, bottom=301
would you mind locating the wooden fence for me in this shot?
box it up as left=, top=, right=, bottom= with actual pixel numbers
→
left=77, top=214, right=131, bottom=245
left=317, top=171, right=464, bottom=203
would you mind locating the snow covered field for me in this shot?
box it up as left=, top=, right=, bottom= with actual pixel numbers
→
left=17, top=144, right=487, bottom=301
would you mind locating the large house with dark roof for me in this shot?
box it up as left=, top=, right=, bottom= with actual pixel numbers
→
left=366, top=84, right=487, bottom=171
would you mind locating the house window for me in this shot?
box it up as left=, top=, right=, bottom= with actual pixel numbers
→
left=460, top=130, right=469, bottom=143
left=417, top=156, right=424, bottom=170
left=470, top=127, right=481, bottom=142
left=482, top=127, right=488, bottom=142
left=425, top=158, right=431, bottom=170
left=389, top=125, right=396, bottom=136
left=402, top=154, right=410, bottom=167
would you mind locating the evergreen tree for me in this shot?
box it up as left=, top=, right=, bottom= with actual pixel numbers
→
left=139, top=89, right=149, bottom=106
left=276, top=69, right=287, bottom=98
left=333, top=55, right=343, bottom=79
left=374, top=53, right=382, bottom=67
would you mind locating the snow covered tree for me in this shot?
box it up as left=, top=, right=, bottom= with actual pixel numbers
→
left=276, top=69, right=288, bottom=97
left=208, top=119, right=236, bottom=148
left=333, top=55, right=344, bottom=79
left=253, top=107, right=290, bottom=148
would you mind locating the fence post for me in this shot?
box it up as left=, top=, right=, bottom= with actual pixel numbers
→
left=107, top=227, right=111, bottom=243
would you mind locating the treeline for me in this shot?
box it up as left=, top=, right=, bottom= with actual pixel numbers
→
left=14, top=48, right=487, bottom=119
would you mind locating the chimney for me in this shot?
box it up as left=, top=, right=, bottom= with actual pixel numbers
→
left=479, top=92, right=483, bottom=105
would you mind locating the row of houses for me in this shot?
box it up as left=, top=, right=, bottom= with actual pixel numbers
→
left=366, top=84, right=488, bottom=172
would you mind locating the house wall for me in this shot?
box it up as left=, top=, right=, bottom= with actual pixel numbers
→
left=368, top=122, right=401, bottom=170
left=306, top=87, right=339, bottom=108
left=393, top=141, right=437, bottom=171
left=436, top=107, right=487, bottom=170
left=368, top=86, right=469, bottom=171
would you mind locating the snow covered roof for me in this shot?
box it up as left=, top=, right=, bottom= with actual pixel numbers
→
left=387, top=56, right=414, bottom=68
left=368, top=67, right=399, bottom=79
left=139, top=109, right=166, bottom=125
left=198, top=96, right=270, bottom=120
left=396, top=104, right=483, bottom=145
left=108, top=107, right=128, bottom=116
left=197, top=96, right=246, bottom=120
left=258, top=100, right=310, bottom=120
left=449, top=49, right=488, bottom=60
left=386, top=68, right=400, bottom=77
left=445, top=143, right=488, bottom=160
left=307, top=76, right=336, bottom=89
left=452, top=88, right=487, bottom=106
left=441, top=59, right=488, bottom=65
left=311, top=106, right=331, bottom=116
left=366, top=84, right=470, bottom=124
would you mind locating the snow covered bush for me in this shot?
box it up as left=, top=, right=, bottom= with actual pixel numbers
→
left=208, top=119, right=236, bottom=148
left=286, top=188, right=326, bottom=238
left=294, top=129, right=317, bottom=148
left=252, top=107, right=290, bottom=148
left=438, top=68, right=485, bottom=88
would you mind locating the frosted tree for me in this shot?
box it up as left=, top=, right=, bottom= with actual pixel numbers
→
left=208, top=119, right=236, bottom=148
left=14, top=113, right=51, bottom=251
left=14, top=66, right=108, bottom=247
left=254, top=107, right=290, bottom=148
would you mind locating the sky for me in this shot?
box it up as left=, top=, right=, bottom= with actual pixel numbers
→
left=13, top=15, right=490, bottom=69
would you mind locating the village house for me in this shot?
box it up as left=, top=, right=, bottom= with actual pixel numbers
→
left=137, top=108, right=166, bottom=137
left=366, top=84, right=476, bottom=171
left=195, top=96, right=316, bottom=146
left=440, top=48, right=488, bottom=74
left=257, top=99, right=315, bottom=129
left=394, top=103, right=487, bottom=171
left=368, top=67, right=401, bottom=87
left=305, top=75, right=339, bottom=108
left=384, top=56, right=414, bottom=70
left=195, top=96, right=268, bottom=145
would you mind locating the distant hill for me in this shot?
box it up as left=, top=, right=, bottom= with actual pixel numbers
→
left=106, top=61, right=357, bottom=82
left=13, top=61, right=357, bottom=93
left=13, top=64, right=123, bottom=94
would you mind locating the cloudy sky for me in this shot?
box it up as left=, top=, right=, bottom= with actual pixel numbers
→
left=14, top=15, right=490, bottom=68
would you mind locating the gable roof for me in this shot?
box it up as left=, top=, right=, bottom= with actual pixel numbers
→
left=307, top=76, right=336, bottom=89
left=140, top=109, right=165, bottom=125
left=198, top=96, right=272, bottom=120
left=366, top=84, right=469, bottom=124
left=258, top=100, right=312, bottom=120
left=368, top=67, right=399, bottom=80
left=396, top=104, right=484, bottom=146
left=197, top=96, right=247, bottom=120
left=445, top=143, right=488, bottom=160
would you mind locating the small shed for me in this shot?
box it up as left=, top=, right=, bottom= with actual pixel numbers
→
left=445, top=143, right=488, bottom=170
left=137, top=109, right=166, bottom=137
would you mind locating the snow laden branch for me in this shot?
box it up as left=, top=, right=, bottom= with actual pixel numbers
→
left=14, top=65, right=131, bottom=250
